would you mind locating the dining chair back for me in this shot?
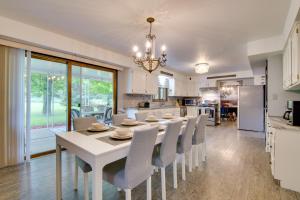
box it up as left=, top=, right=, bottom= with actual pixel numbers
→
left=193, top=114, right=209, bottom=145
left=178, top=117, right=197, bottom=154
left=124, top=126, right=159, bottom=188
left=73, top=117, right=97, bottom=130
left=112, top=113, right=127, bottom=126
left=73, top=117, right=97, bottom=200
left=158, top=120, right=183, bottom=167
left=135, top=112, right=148, bottom=122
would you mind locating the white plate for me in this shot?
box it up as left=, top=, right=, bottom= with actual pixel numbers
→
left=87, top=126, right=110, bottom=132
left=121, top=121, right=139, bottom=126
left=110, top=132, right=132, bottom=140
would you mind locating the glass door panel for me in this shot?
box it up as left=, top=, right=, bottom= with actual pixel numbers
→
left=30, top=58, right=67, bottom=155
left=71, top=65, right=114, bottom=129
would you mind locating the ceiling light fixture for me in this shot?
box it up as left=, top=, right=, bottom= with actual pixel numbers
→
left=132, top=17, right=167, bottom=73
left=195, top=63, right=209, bottom=74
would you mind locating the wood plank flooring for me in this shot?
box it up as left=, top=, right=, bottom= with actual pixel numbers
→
left=0, top=122, right=299, bottom=200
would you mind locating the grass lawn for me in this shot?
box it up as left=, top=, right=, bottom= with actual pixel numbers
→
left=31, top=102, right=66, bottom=128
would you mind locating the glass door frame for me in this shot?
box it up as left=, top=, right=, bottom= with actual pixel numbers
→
left=30, top=53, right=118, bottom=157
left=67, top=60, right=118, bottom=131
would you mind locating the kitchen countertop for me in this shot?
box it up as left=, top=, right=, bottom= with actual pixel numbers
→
left=269, top=116, right=300, bottom=131
left=125, top=106, right=179, bottom=111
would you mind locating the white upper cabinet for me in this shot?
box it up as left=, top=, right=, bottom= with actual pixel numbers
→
left=126, top=69, right=158, bottom=94
left=199, top=78, right=217, bottom=88
left=291, top=24, right=300, bottom=85
left=145, top=72, right=158, bottom=94
left=283, top=22, right=300, bottom=90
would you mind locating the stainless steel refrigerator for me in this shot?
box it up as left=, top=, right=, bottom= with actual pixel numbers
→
left=238, top=85, right=265, bottom=132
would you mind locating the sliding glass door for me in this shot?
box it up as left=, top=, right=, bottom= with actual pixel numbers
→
left=30, top=57, right=67, bottom=155
left=71, top=65, right=115, bottom=129
left=28, top=54, right=117, bottom=156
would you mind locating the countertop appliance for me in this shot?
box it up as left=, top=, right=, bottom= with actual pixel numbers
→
left=283, top=110, right=292, bottom=120
left=198, top=104, right=218, bottom=126
left=183, top=98, right=197, bottom=106
left=138, top=101, right=150, bottom=108
left=238, top=86, right=264, bottom=132
left=286, top=100, right=300, bottom=126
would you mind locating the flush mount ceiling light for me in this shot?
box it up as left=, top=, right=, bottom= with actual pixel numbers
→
left=195, top=63, right=209, bottom=74
left=132, top=17, right=167, bottom=73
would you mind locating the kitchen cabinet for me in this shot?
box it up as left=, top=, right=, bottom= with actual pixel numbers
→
left=146, top=72, right=158, bottom=94
left=199, top=78, right=217, bottom=88
left=265, top=116, right=300, bottom=192
left=168, top=77, right=200, bottom=97
left=126, top=69, right=158, bottom=94
left=283, top=22, right=300, bottom=90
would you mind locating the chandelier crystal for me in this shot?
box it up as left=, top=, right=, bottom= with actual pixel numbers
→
left=132, top=17, right=167, bottom=73
left=195, top=63, right=209, bottom=74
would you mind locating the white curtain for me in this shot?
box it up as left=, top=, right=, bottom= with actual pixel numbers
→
left=0, top=45, right=25, bottom=168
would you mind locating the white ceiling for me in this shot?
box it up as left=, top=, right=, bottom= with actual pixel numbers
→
left=0, top=0, right=291, bottom=74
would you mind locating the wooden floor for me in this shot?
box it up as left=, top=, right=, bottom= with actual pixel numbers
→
left=1, top=122, right=300, bottom=200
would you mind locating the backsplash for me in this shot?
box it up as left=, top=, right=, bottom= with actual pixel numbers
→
left=122, top=94, right=179, bottom=108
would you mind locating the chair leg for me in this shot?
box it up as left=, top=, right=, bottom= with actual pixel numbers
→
left=195, top=145, right=199, bottom=168
left=181, top=154, right=186, bottom=181
left=161, top=168, right=166, bottom=200
left=74, top=158, right=78, bottom=191
left=125, top=189, right=131, bottom=200
left=84, top=172, right=89, bottom=200
left=173, top=160, right=177, bottom=189
left=117, top=187, right=121, bottom=192
left=147, top=176, right=152, bottom=200
left=189, top=149, right=193, bottom=172
left=202, top=141, right=206, bottom=162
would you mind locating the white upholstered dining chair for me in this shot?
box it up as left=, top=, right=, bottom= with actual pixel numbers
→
left=103, top=126, right=159, bottom=200
left=193, top=114, right=209, bottom=167
left=176, top=117, right=197, bottom=180
left=152, top=120, right=182, bottom=200
left=73, top=117, right=97, bottom=200
left=135, top=112, right=148, bottom=122
left=112, top=113, right=128, bottom=126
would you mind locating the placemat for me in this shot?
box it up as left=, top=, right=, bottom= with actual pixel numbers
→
left=77, top=127, right=116, bottom=136
left=97, top=136, right=131, bottom=146
left=97, top=128, right=165, bottom=146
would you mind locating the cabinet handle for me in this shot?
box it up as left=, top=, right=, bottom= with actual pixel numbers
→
left=269, top=161, right=272, bottom=165
left=270, top=145, right=272, bottom=148
left=269, top=132, right=272, bottom=135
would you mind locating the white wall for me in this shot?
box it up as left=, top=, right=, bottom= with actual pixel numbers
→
left=0, top=16, right=133, bottom=69
left=267, top=54, right=300, bottom=116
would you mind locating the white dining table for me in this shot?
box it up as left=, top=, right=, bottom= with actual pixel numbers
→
left=56, top=118, right=187, bottom=200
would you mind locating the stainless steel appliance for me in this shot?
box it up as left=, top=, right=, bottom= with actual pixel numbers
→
left=138, top=101, right=150, bottom=108
left=283, top=110, right=292, bottom=120
left=286, top=100, right=300, bottom=126
left=238, top=86, right=264, bottom=132
left=198, top=104, right=218, bottom=126
left=183, top=99, right=197, bottom=106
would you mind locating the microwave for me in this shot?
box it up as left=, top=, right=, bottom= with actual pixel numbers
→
left=183, top=99, right=197, bottom=106
left=286, top=100, right=300, bottom=126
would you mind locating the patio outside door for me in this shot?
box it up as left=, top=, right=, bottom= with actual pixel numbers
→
left=30, top=57, right=67, bottom=155
left=71, top=65, right=115, bottom=130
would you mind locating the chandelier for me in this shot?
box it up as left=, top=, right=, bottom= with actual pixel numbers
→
left=195, top=63, right=209, bottom=74
left=132, top=17, right=167, bottom=73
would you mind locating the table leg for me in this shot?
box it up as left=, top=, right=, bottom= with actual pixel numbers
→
left=56, top=144, right=62, bottom=200
left=92, top=164, right=103, bottom=200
